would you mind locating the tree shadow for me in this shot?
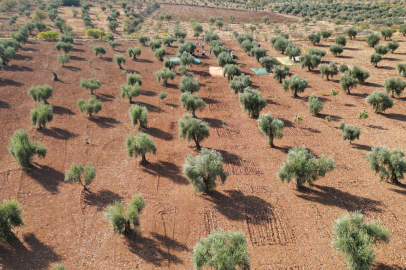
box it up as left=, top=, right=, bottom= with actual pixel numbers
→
left=145, top=127, right=172, bottom=140
left=303, top=127, right=321, bottom=133
left=166, top=102, right=179, bottom=108
left=142, top=90, right=157, bottom=97
left=70, top=55, right=86, bottom=61
left=26, top=164, right=64, bottom=194
left=4, top=64, right=33, bottom=72
left=363, top=82, right=382, bottom=88
left=382, top=113, right=406, bottom=122
left=13, top=54, right=33, bottom=61
left=0, top=100, right=10, bottom=108
left=373, top=263, right=405, bottom=270
left=39, top=127, right=78, bottom=140
left=345, top=47, right=360, bottom=51
left=203, top=190, right=274, bottom=221
left=297, top=185, right=383, bottom=213
left=125, top=233, right=185, bottom=266
left=0, top=78, right=24, bottom=87
left=158, top=160, right=189, bottom=185
left=103, top=57, right=113, bottom=62
left=63, top=65, right=81, bottom=71
left=351, top=93, right=368, bottom=99
left=367, top=125, right=388, bottom=130
left=20, top=46, right=38, bottom=52
left=202, top=117, right=223, bottom=128
left=216, top=149, right=241, bottom=165
left=71, top=48, right=85, bottom=52
left=82, top=189, right=123, bottom=211
left=89, top=116, right=121, bottom=128
left=317, top=113, right=342, bottom=122
left=164, top=83, right=178, bottom=90
left=384, top=57, right=400, bottom=62
left=53, top=105, right=75, bottom=115
left=137, top=101, right=160, bottom=113
left=137, top=58, right=153, bottom=63
left=0, top=233, right=62, bottom=270
left=96, top=93, right=114, bottom=102
left=338, top=55, right=354, bottom=59
left=202, top=97, right=218, bottom=104
left=378, top=66, right=395, bottom=70
left=352, top=143, right=372, bottom=151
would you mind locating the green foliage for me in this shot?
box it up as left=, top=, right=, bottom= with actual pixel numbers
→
left=370, top=53, right=382, bottom=67
left=397, top=63, right=406, bottom=77
left=162, top=36, right=174, bottom=46
left=129, top=105, right=148, bottom=127
left=120, top=83, right=141, bottom=103
left=64, top=162, right=96, bottom=189
left=338, top=122, right=361, bottom=143
left=241, top=39, right=255, bottom=53
left=330, top=44, right=343, bottom=56
left=36, top=30, right=58, bottom=40
left=0, top=199, right=24, bottom=244
left=387, top=40, right=399, bottom=53
left=223, top=64, right=241, bottom=82
left=153, top=48, right=165, bottom=61
left=333, top=211, right=390, bottom=270
left=348, top=66, right=369, bottom=84
left=339, top=63, right=349, bottom=73
left=113, top=54, right=126, bottom=69
left=59, top=32, right=74, bottom=43
left=344, top=27, right=357, bottom=40
left=138, top=35, right=149, bottom=45
left=93, top=45, right=106, bottom=58
left=180, top=92, right=206, bottom=117
left=105, top=195, right=146, bottom=235
left=85, top=29, right=106, bottom=39
left=217, top=52, right=237, bottom=68
left=300, top=53, right=321, bottom=71
left=77, top=95, right=102, bottom=117
left=308, top=48, right=326, bottom=57
left=384, top=77, right=406, bottom=97
left=282, top=74, right=308, bottom=97
left=192, top=229, right=249, bottom=270
left=51, top=263, right=66, bottom=270
left=178, top=65, right=189, bottom=76
left=126, top=132, right=156, bottom=163
left=179, top=75, right=200, bottom=93
left=30, top=104, right=53, bottom=129
left=273, top=37, right=289, bottom=54
left=28, top=84, right=52, bottom=104
left=374, top=45, right=389, bottom=56
left=183, top=149, right=227, bottom=194
left=62, top=0, right=80, bottom=6
left=178, top=114, right=210, bottom=150
left=177, top=41, right=196, bottom=56
left=367, top=34, right=381, bottom=47
left=285, top=43, right=301, bottom=60
left=307, top=32, right=321, bottom=45
left=229, top=74, right=253, bottom=94
left=211, top=46, right=228, bottom=58
left=320, top=29, right=332, bottom=40
left=320, top=62, right=338, bottom=80
left=273, top=65, right=290, bottom=83
left=278, top=146, right=334, bottom=188
left=258, top=113, right=284, bottom=147
left=367, top=146, right=406, bottom=184
left=308, top=94, right=323, bottom=116
left=163, top=59, right=177, bottom=70
left=366, top=91, right=393, bottom=113
left=108, top=41, right=119, bottom=50
left=127, top=47, right=141, bottom=59
left=249, top=46, right=267, bottom=62
left=80, top=77, right=101, bottom=94
left=381, top=28, right=393, bottom=40
left=108, top=20, right=119, bottom=32
left=400, top=24, right=406, bottom=36
left=127, top=73, right=142, bottom=86
left=57, top=53, right=70, bottom=66
left=8, top=129, right=47, bottom=169
left=155, top=67, right=175, bottom=86
left=335, top=35, right=347, bottom=47
left=259, top=56, right=278, bottom=72
left=238, top=88, right=266, bottom=117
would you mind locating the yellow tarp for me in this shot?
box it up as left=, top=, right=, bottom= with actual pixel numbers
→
left=209, top=66, right=224, bottom=76
left=276, top=57, right=299, bottom=66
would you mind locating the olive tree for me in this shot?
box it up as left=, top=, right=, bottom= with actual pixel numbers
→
left=126, top=132, right=156, bottom=163
left=113, top=54, right=126, bottom=69
left=277, top=146, right=334, bottom=188
left=258, top=113, right=284, bottom=147
left=338, top=122, right=360, bottom=143
left=381, top=28, right=393, bottom=40
left=179, top=75, right=200, bottom=93
left=154, top=48, right=166, bottom=61
left=397, top=63, right=406, bottom=77
left=320, top=62, right=338, bottom=80
left=127, top=73, right=142, bottom=86
left=387, top=40, right=399, bottom=53
left=28, top=84, right=52, bottom=104
left=366, top=91, right=393, bottom=113
left=370, top=53, right=382, bottom=67
left=339, top=74, right=358, bottom=94
left=138, top=35, right=149, bottom=45
left=162, top=36, right=174, bottom=46
left=223, top=64, right=241, bottom=82
left=64, top=162, right=96, bottom=190
left=179, top=51, right=195, bottom=66
left=155, top=67, right=175, bottom=86
left=249, top=46, right=266, bottom=62
left=129, top=104, right=148, bottom=127
left=384, top=77, right=406, bottom=97
left=273, top=65, right=290, bottom=83
left=335, top=35, right=346, bottom=46
left=339, top=63, right=349, bottom=73
left=180, top=92, right=206, bottom=117
left=0, top=199, right=24, bottom=244
left=229, top=74, right=253, bottom=94
left=307, top=32, right=321, bottom=45
left=321, top=29, right=332, bottom=40
left=241, top=39, right=255, bottom=53
left=55, top=42, right=73, bottom=54
left=8, top=129, right=47, bottom=169
left=259, top=56, right=278, bottom=73
left=330, top=44, right=343, bottom=56
left=30, top=104, right=53, bottom=129
left=105, top=194, right=146, bottom=235
left=374, top=45, right=389, bottom=56
left=77, top=95, right=102, bottom=117
left=178, top=114, right=210, bottom=150
left=238, top=88, right=266, bottom=117
left=121, top=83, right=141, bottom=103
left=93, top=45, right=106, bottom=58
left=80, top=77, right=101, bottom=95
left=282, top=74, right=308, bottom=97
left=217, top=52, right=236, bottom=68
left=348, top=66, right=369, bottom=84
left=366, top=34, right=381, bottom=47
left=285, top=43, right=301, bottom=60
left=273, top=37, right=289, bottom=54
left=183, top=149, right=227, bottom=194
left=333, top=211, right=390, bottom=270
left=308, top=93, right=323, bottom=116
left=57, top=53, right=70, bottom=66
left=192, top=229, right=249, bottom=270
left=163, top=59, right=177, bottom=70
left=178, top=65, right=189, bottom=75
left=367, top=146, right=406, bottom=184
left=300, top=53, right=321, bottom=71
left=344, top=27, right=357, bottom=40
left=127, top=47, right=141, bottom=60
left=149, top=40, right=161, bottom=51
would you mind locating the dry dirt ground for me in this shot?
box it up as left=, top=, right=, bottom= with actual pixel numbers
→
left=1, top=34, right=406, bottom=269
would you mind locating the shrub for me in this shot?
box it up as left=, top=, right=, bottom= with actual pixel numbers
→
left=335, top=35, right=346, bottom=47
left=158, top=91, right=167, bottom=102
left=121, top=83, right=141, bottom=103
left=64, top=162, right=96, bottom=190
left=93, top=45, right=106, bottom=58
left=126, top=132, right=156, bottom=163
left=28, top=84, right=52, bottom=104
left=127, top=47, right=141, bottom=60
left=8, top=129, right=47, bottom=169
left=307, top=32, right=321, bottom=45
left=0, top=199, right=24, bottom=244
left=367, top=146, right=406, bottom=184
left=258, top=113, right=284, bottom=147
left=33, top=9, right=47, bottom=21
left=178, top=114, right=210, bottom=149
left=163, top=59, right=177, bottom=70
left=223, top=64, right=241, bottom=82
left=259, top=56, right=278, bottom=72
left=320, top=62, right=338, bottom=80
left=374, top=45, right=389, bottom=56
left=273, top=65, right=290, bottom=83
left=239, top=88, right=266, bottom=117
left=285, top=43, right=301, bottom=60
left=278, top=146, right=334, bottom=188
left=344, top=27, right=357, bottom=40
left=77, top=95, right=102, bottom=117
left=308, top=93, right=323, bottom=116
left=339, top=74, right=358, bottom=94
left=367, top=34, right=381, bottom=47
left=138, top=35, right=149, bottom=45
left=339, top=63, right=349, bottom=73
left=370, top=53, right=382, bottom=67
left=338, top=122, right=360, bottom=143
left=36, top=30, right=58, bottom=40
left=366, top=91, right=393, bottom=113
left=249, top=46, right=267, bottom=62
left=85, top=29, right=106, bottom=39
left=129, top=105, right=148, bottom=127
left=105, top=195, right=146, bottom=235
left=155, top=68, right=176, bottom=86
left=333, top=212, right=390, bottom=270
left=179, top=75, right=199, bottom=93
left=80, top=77, right=101, bottom=94
left=113, top=54, right=126, bottom=69
left=282, top=74, right=308, bottom=97
left=30, top=104, right=53, bottom=129
left=330, top=44, right=343, bottom=56
left=192, top=229, right=249, bottom=269
left=381, top=28, right=393, bottom=40
left=127, top=73, right=142, bottom=86
left=229, top=74, right=253, bottom=94
left=348, top=66, right=369, bottom=84
left=183, top=149, right=227, bottom=194
left=300, top=53, right=321, bottom=71
left=387, top=40, right=399, bottom=53
left=180, top=92, right=206, bottom=117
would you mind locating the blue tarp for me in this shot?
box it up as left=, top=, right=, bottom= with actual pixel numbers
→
left=170, top=57, right=200, bottom=64
left=251, top=68, right=271, bottom=75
